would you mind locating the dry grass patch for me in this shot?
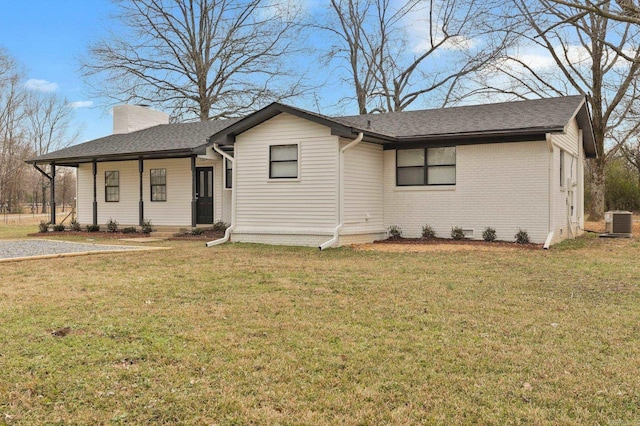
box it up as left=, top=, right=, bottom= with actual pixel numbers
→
left=0, top=230, right=639, bottom=424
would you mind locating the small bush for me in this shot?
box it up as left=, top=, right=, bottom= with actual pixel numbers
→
left=141, top=219, right=153, bottom=234
left=387, top=225, right=403, bottom=239
left=53, top=224, right=65, bottom=232
left=38, top=221, right=50, bottom=233
left=122, top=227, right=138, bottom=234
left=421, top=225, right=436, bottom=239
left=212, top=221, right=230, bottom=232
left=106, top=218, right=119, bottom=233
left=70, top=219, right=81, bottom=231
left=86, top=224, right=100, bottom=232
left=191, top=228, right=205, bottom=235
left=482, top=227, right=497, bottom=242
left=451, top=226, right=465, bottom=240
left=515, top=229, right=530, bottom=244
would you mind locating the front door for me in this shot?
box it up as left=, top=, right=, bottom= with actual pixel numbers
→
left=196, top=167, right=213, bottom=224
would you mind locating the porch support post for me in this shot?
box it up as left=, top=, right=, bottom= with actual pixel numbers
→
left=50, top=163, right=56, bottom=224
left=191, top=155, right=197, bottom=227
left=138, top=158, right=144, bottom=226
left=92, top=160, right=98, bottom=226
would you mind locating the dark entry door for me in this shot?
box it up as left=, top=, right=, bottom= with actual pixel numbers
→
left=196, top=167, right=213, bottom=224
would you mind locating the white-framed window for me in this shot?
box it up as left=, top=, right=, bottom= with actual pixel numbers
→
left=225, top=158, right=232, bottom=189
left=396, top=147, right=456, bottom=186
left=269, top=144, right=298, bottom=179
left=559, top=149, right=565, bottom=188
left=105, top=171, right=119, bottom=202
left=150, top=168, right=167, bottom=201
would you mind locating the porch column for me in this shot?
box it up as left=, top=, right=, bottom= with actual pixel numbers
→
left=139, top=158, right=144, bottom=226
left=50, top=163, right=56, bottom=224
left=92, top=160, right=97, bottom=226
left=191, top=155, right=197, bottom=227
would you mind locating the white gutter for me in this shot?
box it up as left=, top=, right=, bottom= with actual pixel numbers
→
left=543, top=134, right=554, bottom=249
left=206, top=144, right=236, bottom=247
left=319, top=132, right=364, bottom=250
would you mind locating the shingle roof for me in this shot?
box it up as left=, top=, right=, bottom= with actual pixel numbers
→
left=334, top=95, right=586, bottom=139
left=29, top=95, right=595, bottom=165
left=27, top=118, right=241, bottom=164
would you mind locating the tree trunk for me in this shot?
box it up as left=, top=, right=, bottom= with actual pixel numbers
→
left=588, top=157, right=605, bottom=220
left=41, top=180, right=47, bottom=215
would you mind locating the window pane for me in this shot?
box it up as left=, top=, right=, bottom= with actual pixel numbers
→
left=397, top=149, right=425, bottom=167
left=428, top=166, right=456, bottom=184
left=150, top=169, right=166, bottom=185
left=152, top=186, right=166, bottom=201
left=427, top=147, right=455, bottom=165
left=106, top=186, right=119, bottom=202
left=105, top=171, right=119, bottom=186
left=271, top=145, right=298, bottom=161
left=397, top=167, right=425, bottom=185
left=207, top=171, right=213, bottom=197
left=271, top=161, right=298, bottom=178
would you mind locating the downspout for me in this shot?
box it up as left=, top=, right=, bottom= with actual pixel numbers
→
left=319, top=132, right=364, bottom=250
left=206, top=144, right=235, bottom=247
left=544, top=134, right=555, bottom=249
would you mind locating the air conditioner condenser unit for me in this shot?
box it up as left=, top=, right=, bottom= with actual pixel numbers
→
left=604, top=211, right=633, bottom=237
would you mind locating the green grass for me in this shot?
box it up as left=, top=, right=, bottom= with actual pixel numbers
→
left=1, top=225, right=639, bottom=424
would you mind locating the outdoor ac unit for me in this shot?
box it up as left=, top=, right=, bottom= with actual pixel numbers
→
left=604, top=211, right=633, bottom=237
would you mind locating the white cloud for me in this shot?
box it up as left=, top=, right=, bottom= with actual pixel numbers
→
left=70, top=101, right=94, bottom=109
left=24, top=79, right=58, bottom=92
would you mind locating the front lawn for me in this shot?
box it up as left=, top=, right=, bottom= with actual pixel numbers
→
left=0, top=228, right=639, bottom=424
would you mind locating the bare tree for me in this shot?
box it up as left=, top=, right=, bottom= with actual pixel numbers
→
left=81, top=0, right=306, bottom=121
left=548, top=0, right=640, bottom=26
left=474, top=0, right=640, bottom=219
left=321, top=0, right=514, bottom=114
left=0, top=49, right=30, bottom=213
left=25, top=92, right=79, bottom=213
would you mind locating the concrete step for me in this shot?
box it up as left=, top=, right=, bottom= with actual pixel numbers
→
left=148, top=226, right=187, bottom=238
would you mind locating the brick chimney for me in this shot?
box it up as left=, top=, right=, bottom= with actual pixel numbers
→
left=112, top=105, right=169, bottom=134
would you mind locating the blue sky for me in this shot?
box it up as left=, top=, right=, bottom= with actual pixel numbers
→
left=0, top=0, right=118, bottom=142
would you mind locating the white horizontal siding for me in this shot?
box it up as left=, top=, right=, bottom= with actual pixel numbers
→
left=384, top=141, right=550, bottom=243
left=342, top=140, right=384, bottom=234
left=551, top=118, right=580, bottom=156
left=234, top=113, right=339, bottom=239
left=143, top=158, right=192, bottom=226
left=76, top=164, right=93, bottom=226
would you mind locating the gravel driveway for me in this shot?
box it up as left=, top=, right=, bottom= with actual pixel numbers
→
left=0, top=239, right=159, bottom=262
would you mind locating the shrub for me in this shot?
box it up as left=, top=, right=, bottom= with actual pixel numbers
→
left=122, top=227, right=138, bottom=234
left=38, top=221, right=50, bottom=233
left=212, top=221, right=230, bottom=232
left=387, top=225, right=403, bottom=239
left=70, top=219, right=81, bottom=231
left=421, top=225, right=436, bottom=239
left=191, top=227, right=205, bottom=235
left=53, top=224, right=65, bottom=232
left=106, top=218, right=119, bottom=233
left=482, top=227, right=497, bottom=242
left=141, top=219, right=153, bottom=234
left=515, top=229, right=530, bottom=244
left=86, top=224, right=100, bottom=232
left=451, top=226, right=465, bottom=240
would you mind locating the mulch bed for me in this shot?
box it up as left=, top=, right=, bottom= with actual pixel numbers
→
left=28, top=231, right=150, bottom=239
left=169, top=230, right=225, bottom=240
left=375, top=237, right=544, bottom=250
left=28, top=229, right=226, bottom=241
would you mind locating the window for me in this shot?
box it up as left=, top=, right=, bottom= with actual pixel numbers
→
left=225, top=158, right=232, bottom=189
left=559, top=149, right=565, bottom=187
left=150, top=169, right=167, bottom=201
left=396, top=147, right=456, bottom=186
left=105, top=171, right=119, bottom=202
left=270, top=144, right=298, bottom=179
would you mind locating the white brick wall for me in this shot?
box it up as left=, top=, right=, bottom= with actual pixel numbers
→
left=383, top=141, right=550, bottom=243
